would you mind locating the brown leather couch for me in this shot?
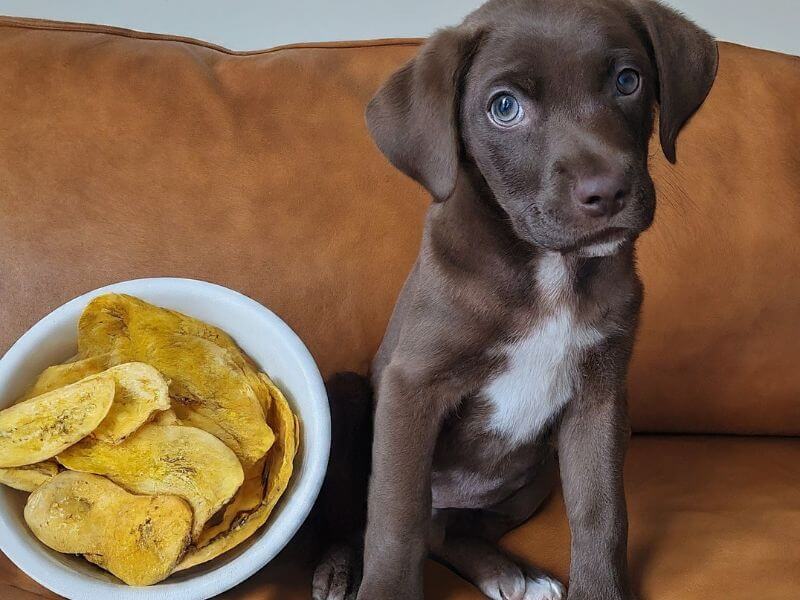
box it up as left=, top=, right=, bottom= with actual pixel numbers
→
left=1, top=16, right=798, bottom=600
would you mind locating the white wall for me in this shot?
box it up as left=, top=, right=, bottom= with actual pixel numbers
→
left=0, top=0, right=796, bottom=56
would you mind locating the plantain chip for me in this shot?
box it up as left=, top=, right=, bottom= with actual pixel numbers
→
left=57, top=424, right=244, bottom=540
left=183, top=372, right=283, bottom=544
left=293, top=413, right=301, bottom=460
left=177, top=375, right=298, bottom=569
left=77, top=294, right=274, bottom=467
left=192, top=456, right=267, bottom=547
left=0, top=377, right=115, bottom=468
left=260, top=375, right=299, bottom=511
left=0, top=460, right=60, bottom=492
left=21, top=355, right=109, bottom=400
left=152, top=407, right=180, bottom=426
left=25, top=471, right=192, bottom=586
left=20, top=360, right=169, bottom=444
left=90, top=362, right=171, bottom=444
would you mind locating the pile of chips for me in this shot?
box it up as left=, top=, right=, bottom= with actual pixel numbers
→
left=0, top=294, right=299, bottom=585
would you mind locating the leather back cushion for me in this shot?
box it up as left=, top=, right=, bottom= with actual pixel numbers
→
left=1, top=19, right=798, bottom=434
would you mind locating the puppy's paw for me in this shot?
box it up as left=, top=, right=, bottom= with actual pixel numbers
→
left=523, top=570, right=565, bottom=600
left=312, top=543, right=361, bottom=600
left=480, top=563, right=526, bottom=600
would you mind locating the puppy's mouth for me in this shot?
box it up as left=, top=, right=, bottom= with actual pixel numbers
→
left=571, top=227, right=631, bottom=257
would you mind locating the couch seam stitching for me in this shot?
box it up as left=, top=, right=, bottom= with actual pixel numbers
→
left=0, top=15, right=423, bottom=55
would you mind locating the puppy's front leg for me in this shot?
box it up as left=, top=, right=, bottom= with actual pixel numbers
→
left=357, top=365, right=451, bottom=600
left=558, top=372, right=633, bottom=600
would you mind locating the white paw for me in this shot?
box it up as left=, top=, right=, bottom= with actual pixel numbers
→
left=524, top=574, right=565, bottom=600
left=477, top=562, right=527, bottom=600
left=312, top=544, right=360, bottom=600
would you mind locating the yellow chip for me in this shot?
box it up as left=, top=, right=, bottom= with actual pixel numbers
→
left=21, top=355, right=109, bottom=400
left=193, top=457, right=267, bottom=547
left=177, top=376, right=297, bottom=569
left=57, top=424, right=244, bottom=540
left=261, top=376, right=298, bottom=509
left=152, top=407, right=180, bottom=426
left=90, top=362, right=171, bottom=444
left=293, top=413, right=301, bottom=460
left=0, top=460, right=59, bottom=492
left=20, top=360, right=169, bottom=444
left=77, top=294, right=274, bottom=467
left=0, top=377, right=115, bottom=468
left=191, top=372, right=296, bottom=546
left=25, top=471, right=192, bottom=586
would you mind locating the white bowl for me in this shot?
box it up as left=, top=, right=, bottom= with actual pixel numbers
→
left=0, top=278, right=330, bottom=600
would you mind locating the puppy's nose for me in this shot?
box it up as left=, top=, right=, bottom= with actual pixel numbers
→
left=573, top=173, right=628, bottom=218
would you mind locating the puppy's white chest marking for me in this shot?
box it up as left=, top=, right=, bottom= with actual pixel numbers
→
left=483, top=254, right=604, bottom=444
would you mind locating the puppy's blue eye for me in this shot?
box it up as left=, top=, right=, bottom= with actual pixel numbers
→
left=490, top=93, right=522, bottom=125
left=616, top=68, right=640, bottom=95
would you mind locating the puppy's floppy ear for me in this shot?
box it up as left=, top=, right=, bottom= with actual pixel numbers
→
left=632, top=0, right=719, bottom=163
left=366, top=26, right=484, bottom=201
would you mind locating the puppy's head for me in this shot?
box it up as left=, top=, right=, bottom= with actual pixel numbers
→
left=366, top=0, right=718, bottom=255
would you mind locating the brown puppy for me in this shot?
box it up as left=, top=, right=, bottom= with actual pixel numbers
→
left=313, top=1, right=717, bottom=599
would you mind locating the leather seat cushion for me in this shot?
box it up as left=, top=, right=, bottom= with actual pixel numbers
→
left=7, top=435, right=797, bottom=599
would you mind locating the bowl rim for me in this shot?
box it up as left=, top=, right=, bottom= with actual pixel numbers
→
left=0, top=277, right=331, bottom=600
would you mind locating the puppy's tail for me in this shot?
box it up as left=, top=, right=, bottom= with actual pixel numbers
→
left=312, top=371, right=374, bottom=545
